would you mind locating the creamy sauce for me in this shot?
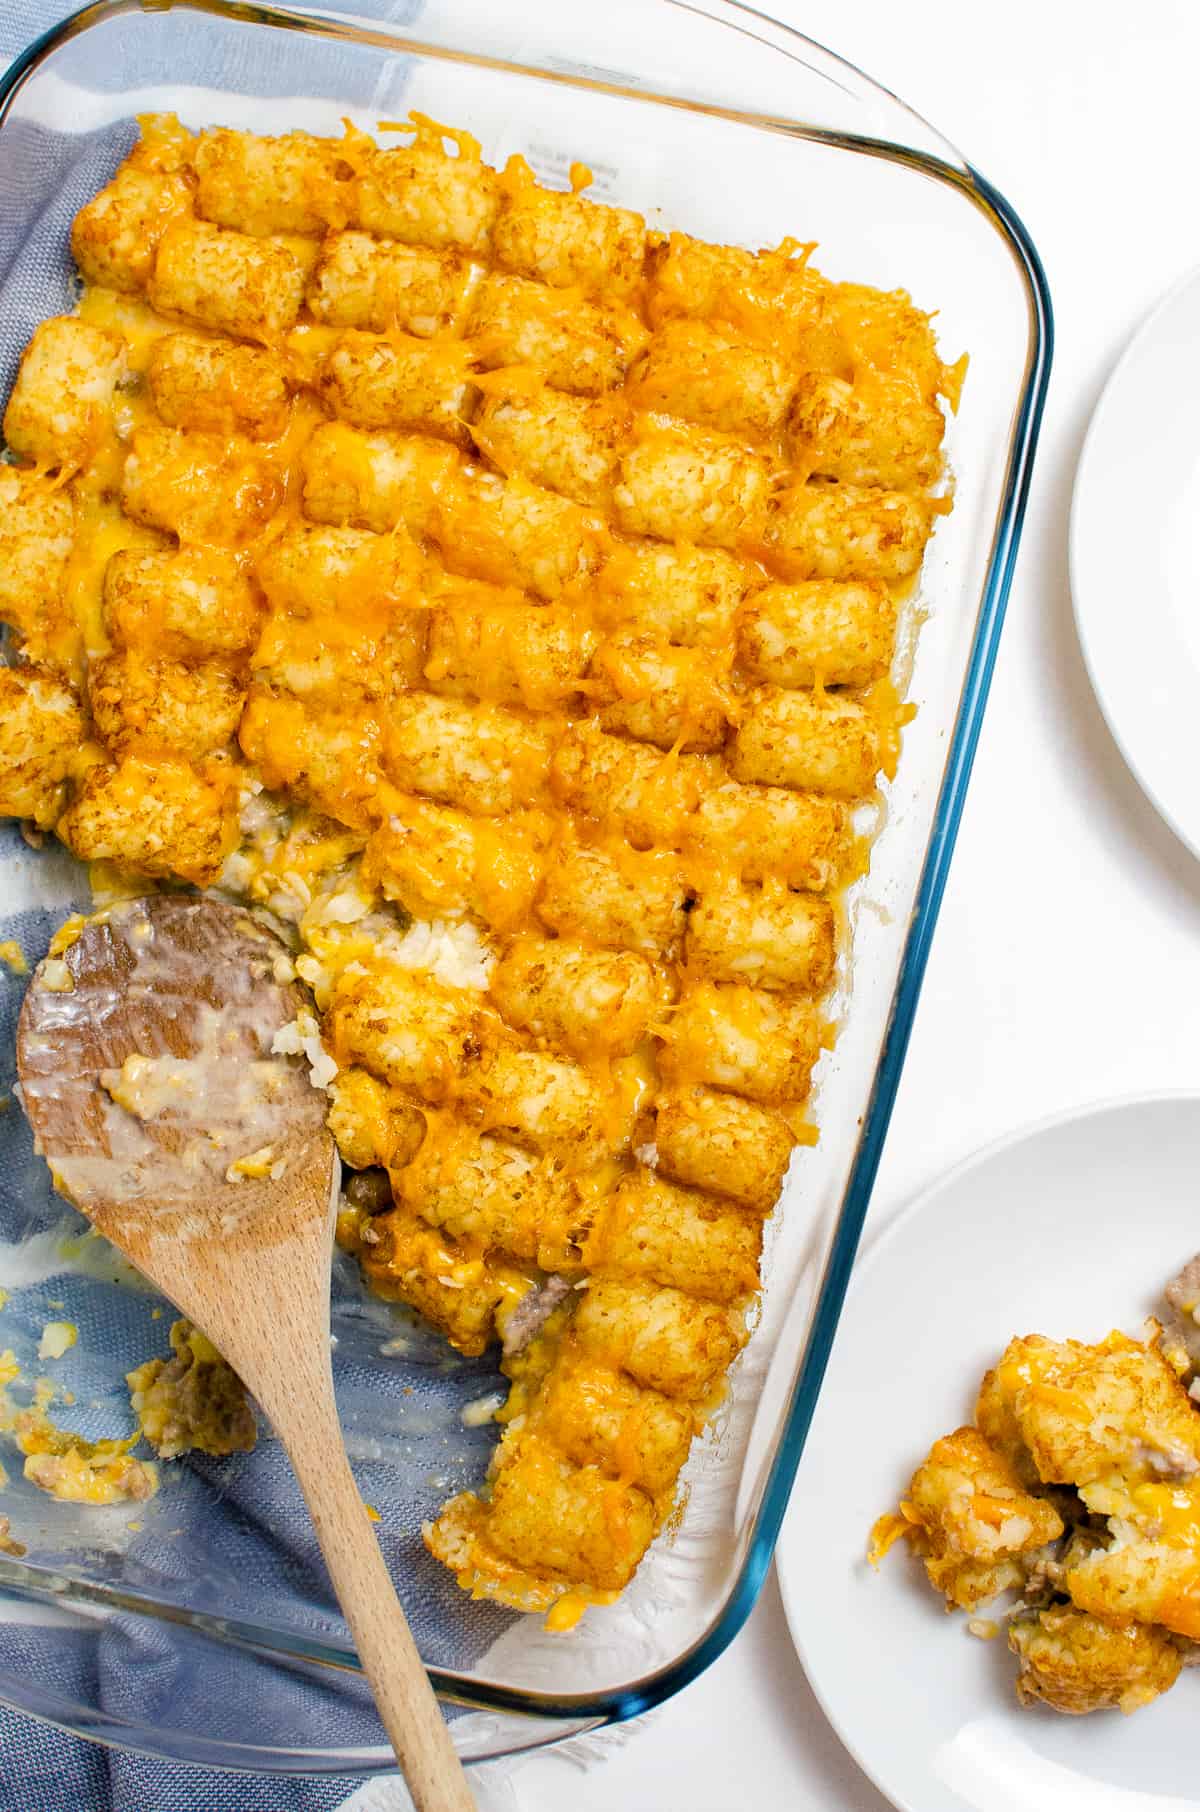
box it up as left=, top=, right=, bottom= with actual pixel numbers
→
left=19, top=896, right=327, bottom=1232
left=100, top=1043, right=292, bottom=1131
left=460, top=1389, right=505, bottom=1428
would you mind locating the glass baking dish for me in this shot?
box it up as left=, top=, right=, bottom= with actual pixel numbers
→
left=0, top=0, right=1051, bottom=1774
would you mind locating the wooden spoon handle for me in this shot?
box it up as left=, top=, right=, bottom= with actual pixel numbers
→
left=280, top=1405, right=478, bottom=1812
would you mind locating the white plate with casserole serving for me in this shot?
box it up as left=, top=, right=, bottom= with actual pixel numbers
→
left=1072, top=263, right=1200, bottom=863
left=776, top=1093, right=1200, bottom=1812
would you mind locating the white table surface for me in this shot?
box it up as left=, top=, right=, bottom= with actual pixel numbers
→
left=505, top=0, right=1200, bottom=1806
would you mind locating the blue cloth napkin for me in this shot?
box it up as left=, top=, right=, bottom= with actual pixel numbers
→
left=0, top=5, right=522, bottom=1807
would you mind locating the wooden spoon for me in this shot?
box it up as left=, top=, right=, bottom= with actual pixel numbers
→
left=16, top=893, right=476, bottom=1812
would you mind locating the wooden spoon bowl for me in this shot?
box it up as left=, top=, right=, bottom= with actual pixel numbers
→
left=17, top=894, right=475, bottom=1812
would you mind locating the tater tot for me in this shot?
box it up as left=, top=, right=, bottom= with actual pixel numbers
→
left=614, top=418, right=769, bottom=548
left=362, top=797, right=549, bottom=930
left=192, top=127, right=344, bottom=236
left=786, top=372, right=944, bottom=489
left=383, top=691, right=554, bottom=815
left=3, top=317, right=125, bottom=473
left=0, top=667, right=84, bottom=828
left=56, top=754, right=236, bottom=884
left=828, top=280, right=950, bottom=403
left=484, top=1434, right=655, bottom=1590
left=589, top=633, right=733, bottom=753
left=461, top=1045, right=603, bottom=1151
left=253, top=594, right=425, bottom=703
left=300, top=422, right=459, bottom=538
left=306, top=231, right=469, bottom=336
left=736, top=579, right=896, bottom=688
left=122, top=424, right=281, bottom=547
left=1007, top=1604, right=1184, bottom=1716
left=392, top=1123, right=578, bottom=1270
left=493, top=173, right=646, bottom=297
left=654, top=1086, right=793, bottom=1212
left=238, top=693, right=386, bottom=829
left=647, top=233, right=835, bottom=363
left=584, top=1170, right=762, bottom=1302
left=762, top=481, right=930, bottom=582
left=124, top=113, right=195, bottom=177
left=354, top=134, right=500, bottom=253
left=538, top=1358, right=693, bottom=1498
left=88, top=651, right=244, bottom=759
left=317, top=330, right=474, bottom=444
left=648, top=233, right=812, bottom=324
left=355, top=1204, right=504, bottom=1357
left=471, top=385, right=625, bottom=509
left=468, top=271, right=645, bottom=395
left=685, top=776, right=850, bottom=891
left=147, top=333, right=292, bottom=440
left=330, top=960, right=488, bottom=1103
left=326, top=1066, right=426, bottom=1171
left=0, top=469, right=74, bottom=656
left=686, top=878, right=836, bottom=994
left=254, top=520, right=422, bottom=621
left=71, top=161, right=194, bottom=292
left=431, top=471, right=608, bottom=601
left=489, top=937, right=657, bottom=1061
left=537, top=843, right=690, bottom=959
left=660, top=981, right=822, bottom=1104
left=986, top=1332, right=1200, bottom=1495
left=148, top=218, right=305, bottom=341
left=575, top=1278, right=746, bottom=1401
left=102, top=547, right=261, bottom=661
left=1063, top=1543, right=1200, bottom=1646
left=592, top=540, right=749, bottom=647
left=632, top=319, right=792, bottom=441
left=423, top=595, right=597, bottom=711
left=731, top=686, right=884, bottom=797
left=551, top=723, right=709, bottom=849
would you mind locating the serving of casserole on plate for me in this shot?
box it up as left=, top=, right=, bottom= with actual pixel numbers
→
left=779, top=1099, right=1200, bottom=1812
left=0, top=0, right=1049, bottom=1769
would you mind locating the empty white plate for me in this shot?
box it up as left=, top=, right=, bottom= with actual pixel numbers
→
left=1072, top=265, right=1200, bottom=861
left=776, top=1093, right=1200, bottom=1812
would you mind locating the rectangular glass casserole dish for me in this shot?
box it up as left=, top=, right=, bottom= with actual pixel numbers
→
left=0, top=0, right=1051, bottom=1773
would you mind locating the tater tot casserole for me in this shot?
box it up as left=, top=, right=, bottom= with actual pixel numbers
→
left=872, top=1320, right=1200, bottom=1717
left=0, top=110, right=962, bottom=1626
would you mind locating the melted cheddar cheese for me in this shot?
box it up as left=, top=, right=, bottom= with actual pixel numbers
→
left=0, top=110, right=959, bottom=1623
left=876, top=1327, right=1200, bottom=1717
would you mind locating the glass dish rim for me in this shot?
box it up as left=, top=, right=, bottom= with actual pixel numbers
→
left=0, top=0, right=1054, bottom=1767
